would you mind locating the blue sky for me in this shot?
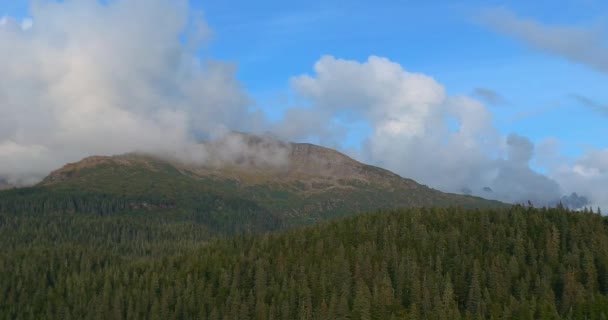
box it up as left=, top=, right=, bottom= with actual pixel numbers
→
left=196, top=0, right=608, bottom=156
left=1, top=0, right=607, bottom=207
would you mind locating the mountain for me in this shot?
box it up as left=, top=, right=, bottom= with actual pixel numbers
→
left=5, top=134, right=606, bottom=319
left=0, top=133, right=503, bottom=230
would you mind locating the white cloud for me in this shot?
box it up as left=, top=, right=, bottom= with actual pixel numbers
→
left=21, top=18, right=33, bottom=30
left=294, top=56, right=446, bottom=130
left=506, top=133, right=533, bottom=165
left=290, top=55, right=565, bottom=205
left=0, top=0, right=263, bottom=185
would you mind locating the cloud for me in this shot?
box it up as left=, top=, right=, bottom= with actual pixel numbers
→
left=290, top=55, right=563, bottom=205
left=0, top=0, right=265, bottom=185
left=571, top=94, right=608, bottom=117
left=554, top=193, right=591, bottom=210
left=506, top=133, right=533, bottom=165
left=480, top=8, right=608, bottom=74
left=492, top=134, right=561, bottom=205
left=21, top=18, right=33, bottom=30
left=551, top=148, right=608, bottom=210
left=492, top=164, right=562, bottom=205
left=199, top=131, right=291, bottom=168
left=472, top=88, right=508, bottom=106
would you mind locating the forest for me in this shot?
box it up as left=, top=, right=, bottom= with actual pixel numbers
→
left=2, top=205, right=608, bottom=319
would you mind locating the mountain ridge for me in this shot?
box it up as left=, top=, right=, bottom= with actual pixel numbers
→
left=2, top=134, right=505, bottom=229
left=40, top=141, right=413, bottom=190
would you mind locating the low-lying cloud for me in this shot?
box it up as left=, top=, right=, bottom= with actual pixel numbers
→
left=550, top=149, right=608, bottom=210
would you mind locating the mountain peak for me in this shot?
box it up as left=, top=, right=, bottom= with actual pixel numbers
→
left=35, top=134, right=503, bottom=223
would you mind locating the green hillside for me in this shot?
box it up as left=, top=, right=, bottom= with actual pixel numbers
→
left=0, top=138, right=504, bottom=230
left=2, top=206, right=608, bottom=319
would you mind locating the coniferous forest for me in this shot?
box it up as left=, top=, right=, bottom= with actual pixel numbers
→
left=2, top=205, right=608, bottom=319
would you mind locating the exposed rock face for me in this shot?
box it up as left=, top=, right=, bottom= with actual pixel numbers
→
left=287, top=143, right=411, bottom=185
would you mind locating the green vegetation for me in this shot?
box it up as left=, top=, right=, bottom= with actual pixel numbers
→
left=0, top=152, right=504, bottom=230
left=2, top=206, right=608, bottom=319
left=0, top=186, right=282, bottom=235
left=0, top=146, right=589, bottom=319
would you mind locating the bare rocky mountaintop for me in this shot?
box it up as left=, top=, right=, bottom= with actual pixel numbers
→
left=43, top=133, right=407, bottom=188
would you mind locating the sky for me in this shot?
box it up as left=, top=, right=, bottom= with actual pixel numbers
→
left=1, top=0, right=607, bottom=209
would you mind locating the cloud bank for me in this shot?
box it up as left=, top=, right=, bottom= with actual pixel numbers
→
left=288, top=56, right=565, bottom=206
left=0, top=0, right=264, bottom=184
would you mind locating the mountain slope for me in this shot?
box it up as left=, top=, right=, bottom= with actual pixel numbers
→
left=1, top=134, right=504, bottom=227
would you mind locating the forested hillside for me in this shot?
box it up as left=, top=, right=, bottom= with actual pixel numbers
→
left=2, top=206, right=608, bottom=319
left=14, top=137, right=503, bottom=226
left=0, top=186, right=282, bottom=235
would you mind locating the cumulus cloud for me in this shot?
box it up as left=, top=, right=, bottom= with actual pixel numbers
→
left=290, top=55, right=563, bottom=205
left=480, top=8, right=608, bottom=74
left=0, top=0, right=265, bottom=185
left=506, top=134, right=533, bottom=165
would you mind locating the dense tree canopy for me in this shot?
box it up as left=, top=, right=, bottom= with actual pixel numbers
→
left=2, top=205, right=608, bottom=319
